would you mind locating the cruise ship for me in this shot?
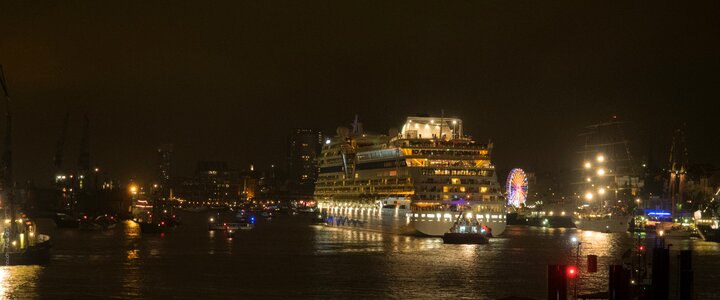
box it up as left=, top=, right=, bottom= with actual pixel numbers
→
left=314, top=116, right=507, bottom=237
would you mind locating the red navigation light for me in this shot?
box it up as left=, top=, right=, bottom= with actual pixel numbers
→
left=639, top=245, right=645, bottom=252
left=161, top=221, right=165, bottom=225
left=567, top=266, right=578, bottom=278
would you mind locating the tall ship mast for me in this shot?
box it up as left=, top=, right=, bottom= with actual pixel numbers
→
left=314, top=115, right=507, bottom=237
left=573, top=117, right=639, bottom=233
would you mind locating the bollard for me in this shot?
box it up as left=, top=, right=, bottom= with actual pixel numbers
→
left=608, top=265, right=631, bottom=300
left=651, top=247, right=670, bottom=300
left=547, top=264, right=568, bottom=300
left=678, top=250, right=693, bottom=300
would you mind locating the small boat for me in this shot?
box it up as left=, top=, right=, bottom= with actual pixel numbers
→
left=238, top=222, right=254, bottom=230
left=209, top=222, right=246, bottom=231
left=139, top=222, right=163, bottom=233
left=441, top=211, right=489, bottom=244
left=78, top=215, right=117, bottom=231
left=442, top=232, right=488, bottom=244
left=4, top=233, right=52, bottom=265
left=53, top=212, right=80, bottom=228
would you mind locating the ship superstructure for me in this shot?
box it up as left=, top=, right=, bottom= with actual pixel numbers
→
left=314, top=116, right=507, bottom=236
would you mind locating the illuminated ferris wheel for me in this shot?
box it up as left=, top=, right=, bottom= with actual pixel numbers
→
left=506, top=168, right=529, bottom=207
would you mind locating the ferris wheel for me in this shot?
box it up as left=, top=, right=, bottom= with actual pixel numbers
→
left=506, top=168, right=529, bottom=207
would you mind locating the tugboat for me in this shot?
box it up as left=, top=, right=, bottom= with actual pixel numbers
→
left=1, top=216, right=52, bottom=265
left=53, top=212, right=80, bottom=228
left=0, top=65, right=52, bottom=265
left=137, top=187, right=171, bottom=234
left=209, top=212, right=254, bottom=231
left=442, top=211, right=489, bottom=244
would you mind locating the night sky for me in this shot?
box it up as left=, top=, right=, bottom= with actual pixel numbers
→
left=1, top=1, right=718, bottom=186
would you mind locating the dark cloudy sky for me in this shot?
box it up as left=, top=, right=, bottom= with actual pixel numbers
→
left=1, top=1, right=718, bottom=186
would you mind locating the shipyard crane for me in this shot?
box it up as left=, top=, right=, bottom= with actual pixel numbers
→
left=0, top=64, right=18, bottom=238
left=0, top=65, right=12, bottom=189
left=77, top=114, right=90, bottom=173
left=54, top=112, right=69, bottom=171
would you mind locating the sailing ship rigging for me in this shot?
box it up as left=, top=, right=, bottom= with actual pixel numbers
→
left=574, top=117, right=639, bottom=233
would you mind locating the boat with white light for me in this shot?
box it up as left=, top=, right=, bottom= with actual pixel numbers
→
left=442, top=211, right=490, bottom=244
left=314, top=115, right=506, bottom=237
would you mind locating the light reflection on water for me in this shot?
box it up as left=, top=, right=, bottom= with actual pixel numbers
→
left=0, top=213, right=718, bottom=298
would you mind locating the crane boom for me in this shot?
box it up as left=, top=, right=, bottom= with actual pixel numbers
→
left=54, top=112, right=69, bottom=170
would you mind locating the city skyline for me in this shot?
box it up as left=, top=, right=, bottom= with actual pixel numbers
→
left=1, top=1, right=719, bottom=298
left=1, top=1, right=718, bottom=185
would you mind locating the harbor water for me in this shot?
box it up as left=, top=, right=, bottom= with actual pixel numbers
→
left=2, top=212, right=720, bottom=299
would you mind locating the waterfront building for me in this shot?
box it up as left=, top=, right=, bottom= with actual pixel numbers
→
left=174, top=161, right=239, bottom=205
left=240, top=165, right=260, bottom=201
left=287, top=128, right=323, bottom=197
left=157, top=144, right=173, bottom=196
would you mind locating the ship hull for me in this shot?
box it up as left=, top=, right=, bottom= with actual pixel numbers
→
left=5, top=236, right=52, bottom=265
left=321, top=207, right=507, bottom=237
left=573, top=215, right=632, bottom=233
left=697, top=223, right=720, bottom=242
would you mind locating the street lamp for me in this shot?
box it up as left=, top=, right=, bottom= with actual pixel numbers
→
left=596, top=154, right=605, bottom=163
left=571, top=237, right=582, bottom=298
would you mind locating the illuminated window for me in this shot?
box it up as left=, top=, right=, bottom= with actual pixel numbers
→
left=443, top=186, right=449, bottom=193
left=480, top=187, right=488, bottom=193
left=460, top=187, right=466, bottom=192
left=451, top=178, right=460, bottom=185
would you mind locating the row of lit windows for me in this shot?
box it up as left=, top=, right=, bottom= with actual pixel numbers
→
left=403, top=149, right=489, bottom=157
left=405, top=159, right=488, bottom=168
left=420, top=169, right=493, bottom=177
left=416, top=185, right=489, bottom=193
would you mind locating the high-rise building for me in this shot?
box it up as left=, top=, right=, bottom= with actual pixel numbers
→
left=287, top=129, right=323, bottom=197
left=157, top=144, right=173, bottom=193
left=189, top=161, right=239, bottom=204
